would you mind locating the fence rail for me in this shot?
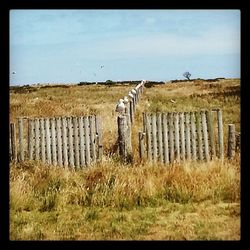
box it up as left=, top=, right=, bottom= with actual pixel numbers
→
left=10, top=115, right=103, bottom=168
left=139, top=109, right=224, bottom=164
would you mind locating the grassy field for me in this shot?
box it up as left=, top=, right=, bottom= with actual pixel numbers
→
left=9, top=78, right=240, bottom=240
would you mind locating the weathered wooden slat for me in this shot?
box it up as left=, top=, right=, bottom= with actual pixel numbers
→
left=68, top=117, right=74, bottom=168
left=84, top=116, right=91, bottom=166
left=196, top=112, right=203, bottom=160
left=40, top=118, right=46, bottom=162
left=78, top=117, right=85, bottom=166
left=35, top=118, right=40, bottom=161
left=185, top=112, right=191, bottom=160
left=45, top=118, right=51, bottom=164
left=179, top=112, right=185, bottom=160
left=118, top=115, right=126, bottom=160
left=56, top=117, right=63, bottom=167
left=190, top=112, right=197, bottom=161
left=145, top=114, right=152, bottom=161
left=10, top=123, right=17, bottom=162
left=129, top=100, right=134, bottom=124
left=138, top=131, right=145, bottom=159
left=162, top=113, right=169, bottom=164
left=132, top=96, right=136, bottom=112
left=151, top=113, right=157, bottom=163
left=51, top=118, right=57, bottom=166
left=157, top=113, right=163, bottom=163
left=73, top=117, right=80, bottom=168
left=18, top=118, right=24, bottom=161
left=201, top=111, right=210, bottom=161
left=125, top=114, right=132, bottom=157
left=28, top=119, right=34, bottom=160
left=168, top=113, right=174, bottom=163
left=228, top=124, right=235, bottom=159
left=206, top=110, right=216, bottom=158
left=174, top=113, right=180, bottom=162
left=217, top=109, right=224, bottom=159
left=95, top=116, right=103, bottom=162
left=62, top=117, right=68, bottom=167
left=89, top=115, right=96, bottom=162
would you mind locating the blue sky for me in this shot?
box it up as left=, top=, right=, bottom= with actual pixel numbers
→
left=9, top=10, right=240, bottom=85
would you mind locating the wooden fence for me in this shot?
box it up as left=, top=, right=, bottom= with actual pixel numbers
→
left=9, top=115, right=103, bottom=168
left=139, top=109, right=225, bottom=164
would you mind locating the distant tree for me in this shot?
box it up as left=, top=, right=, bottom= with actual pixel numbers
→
left=183, top=71, right=191, bottom=81
left=105, top=80, right=115, bottom=85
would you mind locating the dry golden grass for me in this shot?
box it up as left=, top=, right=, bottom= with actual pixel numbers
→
left=10, top=155, right=240, bottom=240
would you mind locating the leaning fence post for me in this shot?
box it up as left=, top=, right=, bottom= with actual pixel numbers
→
left=228, top=124, right=236, bottom=159
left=10, top=123, right=17, bottom=162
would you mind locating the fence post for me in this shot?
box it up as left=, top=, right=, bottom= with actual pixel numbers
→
left=28, top=119, right=34, bottom=160
left=18, top=118, right=24, bottom=161
left=217, top=109, right=224, bottom=159
left=129, top=100, right=134, bottom=124
left=206, top=110, right=216, bottom=158
left=117, top=115, right=126, bottom=160
left=138, top=131, right=145, bottom=159
left=95, top=116, right=103, bottom=162
left=145, top=114, right=152, bottom=162
left=228, top=124, right=236, bottom=159
left=201, top=111, right=210, bottom=161
left=117, top=114, right=132, bottom=162
left=10, top=123, right=17, bottom=162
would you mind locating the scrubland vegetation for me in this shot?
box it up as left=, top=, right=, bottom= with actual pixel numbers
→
left=10, top=78, right=240, bottom=240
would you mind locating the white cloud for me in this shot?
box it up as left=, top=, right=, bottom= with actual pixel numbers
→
left=83, top=24, right=240, bottom=59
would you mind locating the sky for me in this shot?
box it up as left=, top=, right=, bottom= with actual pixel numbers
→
left=9, top=9, right=240, bottom=85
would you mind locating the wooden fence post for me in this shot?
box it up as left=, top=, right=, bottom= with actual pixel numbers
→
left=10, top=123, right=17, bottom=162
left=56, top=117, right=63, bottom=167
left=73, top=117, right=80, bottom=169
left=28, top=119, right=34, bottom=160
left=145, top=114, right=152, bottom=162
left=18, top=118, right=24, bottom=161
left=151, top=113, right=157, bottom=163
left=157, top=113, right=163, bottom=163
left=84, top=116, right=91, bottom=166
left=185, top=112, right=191, bottom=160
left=217, top=109, right=224, bottom=159
left=138, top=131, right=145, bottom=159
left=179, top=112, right=185, bottom=161
left=201, top=111, right=210, bottom=161
left=95, top=115, right=103, bottom=162
left=162, top=113, right=169, bottom=164
left=118, top=115, right=126, bottom=160
left=190, top=112, right=197, bottom=161
left=228, top=124, right=235, bottom=159
left=129, top=100, right=134, bottom=124
left=117, top=114, right=132, bottom=162
left=206, top=111, right=216, bottom=158
left=174, top=112, right=180, bottom=162
left=168, top=113, right=174, bottom=163
left=196, top=112, right=203, bottom=161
